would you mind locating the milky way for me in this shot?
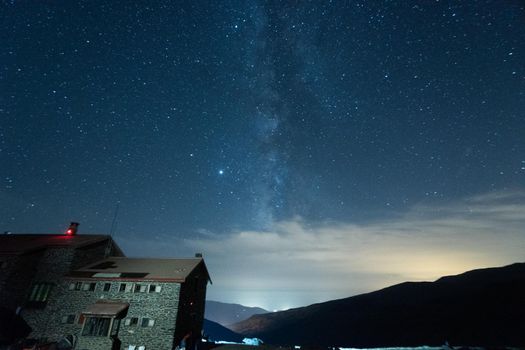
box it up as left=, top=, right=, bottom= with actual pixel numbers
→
left=1, top=1, right=525, bottom=309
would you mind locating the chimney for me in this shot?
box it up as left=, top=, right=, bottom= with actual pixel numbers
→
left=65, top=222, right=79, bottom=236
left=195, top=253, right=203, bottom=258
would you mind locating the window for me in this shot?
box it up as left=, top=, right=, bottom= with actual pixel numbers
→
left=69, top=282, right=82, bottom=291
left=124, top=317, right=139, bottom=326
left=134, top=284, right=147, bottom=293
left=149, top=285, right=161, bottom=293
left=82, top=317, right=111, bottom=336
left=82, top=282, right=96, bottom=291
left=141, top=318, right=154, bottom=327
left=61, top=314, right=76, bottom=324
left=119, top=283, right=133, bottom=292
left=110, top=319, right=120, bottom=337
left=103, top=283, right=111, bottom=292
left=26, top=283, right=53, bottom=308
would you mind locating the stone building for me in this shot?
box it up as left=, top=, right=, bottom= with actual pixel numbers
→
left=43, top=257, right=211, bottom=350
left=0, top=230, right=123, bottom=340
left=0, top=229, right=211, bottom=350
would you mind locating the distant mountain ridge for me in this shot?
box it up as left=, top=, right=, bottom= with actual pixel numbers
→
left=231, top=263, right=525, bottom=347
left=205, top=300, right=268, bottom=327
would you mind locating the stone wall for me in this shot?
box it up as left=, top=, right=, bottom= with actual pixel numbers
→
left=21, top=247, right=76, bottom=338
left=21, top=238, right=117, bottom=341
left=42, top=278, right=181, bottom=350
left=0, top=251, right=43, bottom=310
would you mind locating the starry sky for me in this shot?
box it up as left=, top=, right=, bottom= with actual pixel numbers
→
left=1, top=1, right=525, bottom=310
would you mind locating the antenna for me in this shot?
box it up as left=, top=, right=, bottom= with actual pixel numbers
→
left=109, top=202, right=120, bottom=237
left=105, top=202, right=120, bottom=258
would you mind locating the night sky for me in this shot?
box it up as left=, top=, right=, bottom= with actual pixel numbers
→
left=2, top=1, right=525, bottom=310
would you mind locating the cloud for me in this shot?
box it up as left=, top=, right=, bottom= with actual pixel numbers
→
left=121, top=189, right=525, bottom=310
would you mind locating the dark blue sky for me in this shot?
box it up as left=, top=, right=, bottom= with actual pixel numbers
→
left=1, top=1, right=524, bottom=309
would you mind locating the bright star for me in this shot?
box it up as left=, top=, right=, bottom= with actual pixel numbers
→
left=218, top=170, right=224, bottom=175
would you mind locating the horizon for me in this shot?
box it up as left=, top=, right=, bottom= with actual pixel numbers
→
left=5, top=232, right=525, bottom=312
left=2, top=1, right=524, bottom=312
left=205, top=261, right=525, bottom=311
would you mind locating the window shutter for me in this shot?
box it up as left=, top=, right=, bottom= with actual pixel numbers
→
left=68, top=283, right=75, bottom=290
left=155, top=286, right=162, bottom=292
left=124, top=318, right=131, bottom=326
left=148, top=319, right=155, bottom=327
left=61, top=316, right=68, bottom=324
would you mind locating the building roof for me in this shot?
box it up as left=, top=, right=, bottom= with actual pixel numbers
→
left=69, top=257, right=211, bottom=283
left=0, top=234, right=122, bottom=256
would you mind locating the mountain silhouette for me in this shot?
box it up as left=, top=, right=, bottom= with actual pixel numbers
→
left=231, top=263, right=525, bottom=347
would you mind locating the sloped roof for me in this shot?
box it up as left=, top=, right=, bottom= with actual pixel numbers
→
left=70, top=256, right=211, bottom=283
left=0, top=234, right=120, bottom=256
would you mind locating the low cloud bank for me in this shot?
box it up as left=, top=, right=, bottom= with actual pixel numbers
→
left=122, top=190, right=525, bottom=311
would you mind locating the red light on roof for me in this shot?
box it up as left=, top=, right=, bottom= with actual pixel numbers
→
left=65, top=222, right=79, bottom=236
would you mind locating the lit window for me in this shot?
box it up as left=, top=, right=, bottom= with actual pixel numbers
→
left=103, top=283, right=111, bottom=292
left=82, top=317, right=111, bottom=336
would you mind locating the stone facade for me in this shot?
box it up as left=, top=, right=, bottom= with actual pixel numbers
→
left=41, top=279, right=181, bottom=350
left=21, top=241, right=122, bottom=337
left=0, top=234, right=210, bottom=350
left=38, top=262, right=209, bottom=350
left=0, top=234, right=123, bottom=345
left=0, top=250, right=44, bottom=310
